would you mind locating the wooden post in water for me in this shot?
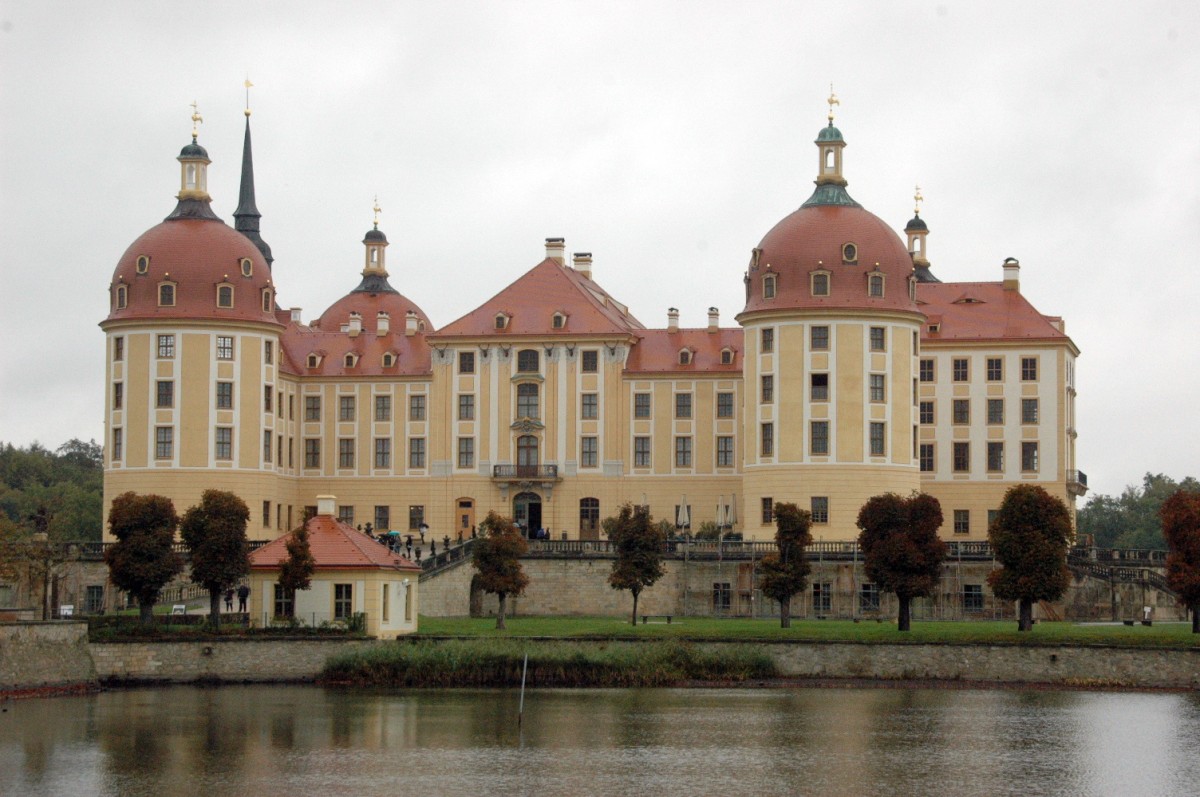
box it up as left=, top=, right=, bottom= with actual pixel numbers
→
left=518, top=651, right=529, bottom=728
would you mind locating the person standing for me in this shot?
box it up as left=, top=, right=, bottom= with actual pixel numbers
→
left=237, top=584, right=250, bottom=613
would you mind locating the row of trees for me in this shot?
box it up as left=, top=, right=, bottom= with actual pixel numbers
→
left=1077, top=472, right=1200, bottom=550
left=0, top=439, right=103, bottom=543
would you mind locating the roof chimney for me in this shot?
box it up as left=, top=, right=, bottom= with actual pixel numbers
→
left=317, top=495, right=336, bottom=518
left=376, top=311, right=390, bottom=336
left=545, top=237, right=565, bottom=265
left=290, top=307, right=302, bottom=323
left=348, top=311, right=362, bottom=337
left=405, top=310, right=419, bottom=336
left=667, top=307, right=679, bottom=333
left=573, top=252, right=593, bottom=280
left=1002, top=257, right=1020, bottom=291
left=707, top=307, right=719, bottom=332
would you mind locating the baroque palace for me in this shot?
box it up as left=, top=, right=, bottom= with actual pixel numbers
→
left=100, top=98, right=1083, bottom=545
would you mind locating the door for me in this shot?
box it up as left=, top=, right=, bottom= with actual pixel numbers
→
left=513, top=491, right=542, bottom=538
left=456, top=498, right=475, bottom=540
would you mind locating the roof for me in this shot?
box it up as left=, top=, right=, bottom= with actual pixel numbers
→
left=433, top=257, right=645, bottom=339
left=250, top=514, right=421, bottom=572
left=917, top=281, right=1073, bottom=345
left=279, top=319, right=432, bottom=377
left=625, top=328, right=744, bottom=374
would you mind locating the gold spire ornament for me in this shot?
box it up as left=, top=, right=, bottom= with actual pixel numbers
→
left=373, top=196, right=381, bottom=229
left=827, top=84, right=840, bottom=123
left=244, top=78, right=254, bottom=117
left=914, top=185, right=924, bottom=216
left=189, top=100, right=203, bottom=141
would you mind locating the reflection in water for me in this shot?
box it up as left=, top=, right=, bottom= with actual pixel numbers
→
left=2, top=685, right=1199, bottom=796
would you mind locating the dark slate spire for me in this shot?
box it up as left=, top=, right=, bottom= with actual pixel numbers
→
left=233, top=114, right=274, bottom=267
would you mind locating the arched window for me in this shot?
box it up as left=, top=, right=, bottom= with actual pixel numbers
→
left=763, top=274, right=777, bottom=299
left=115, top=285, right=127, bottom=309
left=158, top=283, right=175, bottom=307
left=516, top=435, right=539, bottom=469
left=720, top=348, right=733, bottom=365
left=344, top=354, right=356, bottom=367
left=812, top=272, right=830, bottom=297
left=517, top=349, right=539, bottom=373
left=382, top=353, right=395, bottom=367
left=217, top=284, right=234, bottom=308
left=517, top=383, right=539, bottom=418
left=186, top=164, right=197, bottom=189
left=679, top=349, right=692, bottom=365
left=306, top=354, right=320, bottom=368
left=262, top=288, right=273, bottom=312
left=824, top=148, right=835, bottom=170
left=580, top=498, right=600, bottom=536
left=868, top=274, right=885, bottom=298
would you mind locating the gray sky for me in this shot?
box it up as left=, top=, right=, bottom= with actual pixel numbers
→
left=1, top=1, right=1197, bottom=501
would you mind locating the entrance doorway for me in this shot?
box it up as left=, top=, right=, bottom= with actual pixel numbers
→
left=456, top=498, right=475, bottom=541
left=513, top=491, right=542, bottom=538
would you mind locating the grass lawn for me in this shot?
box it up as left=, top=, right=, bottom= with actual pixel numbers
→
left=415, top=615, right=1200, bottom=648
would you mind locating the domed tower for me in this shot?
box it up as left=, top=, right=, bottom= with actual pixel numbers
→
left=100, top=106, right=284, bottom=538
left=736, top=95, right=925, bottom=540
left=906, top=186, right=940, bottom=283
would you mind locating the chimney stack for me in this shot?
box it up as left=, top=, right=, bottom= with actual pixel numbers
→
left=405, top=310, right=419, bottom=336
left=1002, top=257, right=1020, bottom=291
left=573, top=252, right=593, bottom=280
left=317, top=495, right=336, bottom=517
left=667, top=307, right=679, bottom=333
left=348, top=312, right=362, bottom=337
left=545, top=237, right=565, bottom=265
left=707, top=307, right=719, bottom=332
left=377, top=311, right=390, bottom=336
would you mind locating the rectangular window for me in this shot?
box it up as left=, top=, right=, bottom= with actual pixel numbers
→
left=264, top=385, right=273, bottom=413
left=675, top=393, right=692, bottom=419
left=634, top=436, right=651, bottom=467
left=811, top=496, right=829, bottom=524
left=869, top=422, right=885, bottom=456
left=287, top=436, right=293, bottom=468
left=264, top=340, right=273, bottom=365
left=409, top=438, right=426, bottom=469
left=952, top=399, right=970, bottom=425
left=409, top=505, right=425, bottom=531
left=156, top=380, right=174, bottom=408
left=339, top=396, right=355, bottom=421
left=305, top=396, right=320, bottom=421
left=216, top=335, right=234, bottom=360
left=869, top=374, right=885, bottom=402
left=869, top=326, right=885, bottom=351
left=716, top=392, right=734, bottom=418
left=375, top=395, right=392, bottom=422
left=273, top=583, right=293, bottom=618
left=288, top=395, right=294, bottom=420
left=761, top=422, right=774, bottom=457
left=155, top=426, right=173, bottom=459
left=986, top=357, right=1003, bottom=381
left=409, top=395, right=426, bottom=421
left=375, top=505, right=390, bottom=532
left=1022, top=398, right=1039, bottom=425
left=919, top=401, right=934, bottom=424
left=458, top=394, right=475, bottom=420
left=919, top=443, right=934, bottom=472
left=157, top=334, right=175, bottom=358
left=761, top=375, right=774, bottom=403
left=1022, top=441, right=1039, bottom=472
left=1021, top=357, right=1038, bottom=381
left=84, top=585, right=105, bottom=614
left=953, top=509, right=970, bottom=535
left=338, top=506, right=354, bottom=526
left=338, top=439, right=354, bottom=468
left=209, top=381, right=231, bottom=410
left=987, top=441, right=1004, bottom=472
left=987, top=398, right=1004, bottom=425
left=952, top=358, right=969, bottom=382
left=304, top=439, right=320, bottom=468
left=263, top=500, right=271, bottom=527
left=963, top=584, right=984, bottom=612
left=112, top=382, right=123, bottom=410
left=458, top=437, right=475, bottom=468
left=215, top=427, right=232, bottom=460
left=860, top=583, right=880, bottom=613
left=581, top=436, right=598, bottom=467
left=458, top=351, right=475, bottom=374
left=334, top=584, right=353, bottom=620
left=713, top=582, right=732, bottom=613
left=674, top=436, right=692, bottom=467
left=114, top=337, right=124, bottom=361
left=988, top=509, right=1000, bottom=527
left=761, top=328, right=774, bottom=353
left=263, top=430, right=273, bottom=462
left=953, top=442, right=970, bottom=472
left=761, top=497, right=773, bottom=524
left=813, top=583, right=831, bottom=614
left=716, top=436, right=734, bottom=467
left=810, top=325, right=829, bottom=350
left=581, top=350, right=598, bottom=372
left=581, top=393, right=598, bottom=419
left=919, top=359, right=934, bottom=382
left=374, top=438, right=391, bottom=468
left=112, top=428, right=123, bottom=460
left=810, top=373, right=829, bottom=401
left=634, top=393, right=651, bottom=418
left=811, top=421, right=829, bottom=455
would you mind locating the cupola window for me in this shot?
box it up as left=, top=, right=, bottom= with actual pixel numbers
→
left=842, top=243, right=858, bottom=265
left=261, top=288, right=273, bottom=312
left=115, top=285, right=127, bottom=310
left=217, top=284, right=234, bottom=308
left=812, top=272, right=830, bottom=297
left=136, top=255, right=150, bottom=275
left=868, top=274, right=885, bottom=298
left=908, top=277, right=917, bottom=302
left=158, top=282, right=176, bottom=307
left=240, top=258, right=253, bottom=277
left=763, top=274, right=777, bottom=299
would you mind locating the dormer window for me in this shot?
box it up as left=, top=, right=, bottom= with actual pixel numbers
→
left=812, top=271, right=830, bottom=297
left=240, top=258, right=253, bottom=277
left=382, top=352, right=395, bottom=368
left=307, top=354, right=322, bottom=368
left=842, top=243, right=858, bottom=264
left=679, top=349, right=693, bottom=366
left=261, top=288, right=273, bottom=312
left=495, top=313, right=509, bottom=330
left=552, top=312, right=567, bottom=329
left=720, top=348, right=734, bottom=365
left=763, top=274, right=777, bottom=299
left=909, top=277, right=917, bottom=302
left=136, top=255, right=150, bottom=275
left=868, top=273, right=885, bottom=298
left=217, top=284, right=234, bottom=308
left=115, top=285, right=127, bottom=310
left=158, top=282, right=176, bottom=307
left=928, top=323, right=941, bottom=334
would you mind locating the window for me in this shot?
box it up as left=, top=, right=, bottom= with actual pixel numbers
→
left=375, top=505, right=390, bottom=532
left=869, top=422, right=885, bottom=456
left=262, top=500, right=271, bottom=527
left=987, top=398, right=1004, bottom=425
left=580, top=498, right=600, bottom=536
left=1021, top=442, right=1039, bottom=472
left=761, top=375, right=774, bottom=403
left=409, top=395, right=426, bottom=421
left=674, top=436, right=692, bottom=467
left=868, top=274, right=884, bottom=297
left=678, top=349, right=692, bottom=365
left=155, top=427, right=173, bottom=459
left=919, top=443, right=934, bottom=472
left=1021, top=357, right=1038, bottom=381
left=306, top=354, right=320, bottom=369
left=517, top=383, right=539, bottom=418
left=264, top=385, right=273, bottom=413
left=374, top=438, right=391, bottom=468
left=517, top=349, right=539, bottom=373
left=136, top=254, right=150, bottom=274
left=987, top=442, right=1004, bottom=472
left=338, top=506, right=355, bottom=526
left=986, top=357, right=1003, bottom=381
left=112, top=428, right=123, bottom=460
left=217, top=285, right=233, bottom=308
left=581, top=350, right=598, bottom=372
left=919, top=401, right=934, bottom=424
left=495, top=314, right=508, bottom=330
left=675, top=393, right=692, bottom=419
left=375, top=395, right=392, bottom=422
left=115, top=285, right=128, bottom=309
left=951, top=399, right=969, bottom=425
left=860, top=583, right=880, bottom=613
left=382, top=353, right=395, bottom=368
left=459, top=351, right=475, bottom=373
left=761, top=497, right=774, bottom=524
left=304, top=439, right=319, bottom=468
left=273, top=584, right=292, bottom=618
left=810, top=373, right=829, bottom=401
left=763, top=274, right=776, bottom=299
left=716, top=436, right=734, bottom=467
left=919, top=359, right=934, bottom=382
left=305, top=396, right=320, bottom=421
left=264, top=341, right=273, bottom=364
left=339, top=396, right=355, bottom=421
left=708, top=394, right=732, bottom=421
left=114, top=337, right=124, bottom=361
left=215, top=427, right=232, bottom=460
left=344, top=354, right=356, bottom=368
left=158, top=283, right=175, bottom=306
left=953, top=442, right=970, bottom=472
left=813, top=583, right=832, bottom=614
left=409, top=438, right=426, bottom=468
left=953, top=510, right=970, bottom=535
left=155, top=380, right=173, bottom=408
left=720, top=349, right=733, bottom=365
left=157, top=334, right=175, bottom=358
left=952, top=358, right=969, bottom=381
left=869, top=374, right=885, bottom=402
left=240, top=257, right=253, bottom=277
left=458, top=437, right=475, bottom=468
left=963, top=584, right=984, bottom=612
left=552, top=313, right=565, bottom=329
left=581, top=393, right=598, bottom=419
left=812, top=272, right=830, bottom=296
left=338, top=439, right=354, bottom=468
left=811, top=326, right=829, bottom=350
left=869, top=327, right=885, bottom=351
left=261, top=289, right=273, bottom=312
left=334, top=584, right=353, bottom=620
left=1022, top=398, right=1039, bottom=424
left=263, top=430, right=272, bottom=463
left=761, top=328, right=774, bottom=353
left=459, top=394, right=475, bottom=420
left=517, top=435, right=538, bottom=467
left=634, top=437, right=651, bottom=467
left=811, top=421, right=830, bottom=455
left=842, top=242, right=858, bottom=264
left=112, top=382, right=123, bottom=410
left=408, top=505, right=425, bottom=530
left=811, top=496, right=829, bottom=524
left=216, top=335, right=233, bottom=359
left=581, top=436, right=598, bottom=467
left=761, top=422, right=774, bottom=457
left=634, top=393, right=651, bottom=418
left=288, top=395, right=294, bottom=420
left=713, top=582, right=732, bottom=613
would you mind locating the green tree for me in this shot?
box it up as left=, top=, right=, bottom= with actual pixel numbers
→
left=104, top=492, right=183, bottom=626
left=276, top=521, right=316, bottom=617
left=471, top=511, right=529, bottom=629
left=1078, top=473, right=1200, bottom=549
left=856, top=492, right=946, bottom=631
left=1161, top=491, right=1200, bottom=633
left=987, top=485, right=1073, bottom=631
left=180, top=490, right=251, bottom=629
left=758, top=503, right=813, bottom=628
left=604, top=503, right=666, bottom=625
left=0, top=439, right=103, bottom=542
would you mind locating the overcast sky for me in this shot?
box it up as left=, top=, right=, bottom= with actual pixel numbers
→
left=1, top=1, right=1196, bottom=501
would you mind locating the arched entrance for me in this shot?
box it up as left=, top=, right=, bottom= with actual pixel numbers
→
left=513, top=491, right=542, bottom=538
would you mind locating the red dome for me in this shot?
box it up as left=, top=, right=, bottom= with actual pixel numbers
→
left=314, top=286, right=431, bottom=333
left=742, top=204, right=920, bottom=316
left=106, top=219, right=280, bottom=327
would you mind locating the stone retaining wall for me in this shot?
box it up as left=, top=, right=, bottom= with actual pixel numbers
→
left=90, top=638, right=375, bottom=684
left=0, top=622, right=96, bottom=692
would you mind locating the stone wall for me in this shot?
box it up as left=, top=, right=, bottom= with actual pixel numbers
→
left=0, top=622, right=97, bottom=692
left=90, top=638, right=375, bottom=684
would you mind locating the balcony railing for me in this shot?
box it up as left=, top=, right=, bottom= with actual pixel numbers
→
left=1067, top=469, right=1088, bottom=487
left=492, top=464, right=559, bottom=480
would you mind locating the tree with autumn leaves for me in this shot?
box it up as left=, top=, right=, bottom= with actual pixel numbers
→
left=180, top=490, right=251, bottom=630
left=276, top=521, right=316, bottom=617
left=758, top=502, right=813, bottom=628
left=104, top=492, right=183, bottom=626
left=856, top=492, right=946, bottom=631
left=987, top=485, right=1072, bottom=631
left=604, top=503, right=666, bottom=625
left=471, top=511, right=529, bottom=629
left=1161, top=490, right=1200, bottom=633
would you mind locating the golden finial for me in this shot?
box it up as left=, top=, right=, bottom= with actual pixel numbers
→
left=372, top=195, right=381, bottom=229
left=244, top=78, right=254, bottom=117
left=913, top=185, right=924, bottom=216
left=827, top=84, right=839, bottom=123
left=189, top=100, right=203, bottom=141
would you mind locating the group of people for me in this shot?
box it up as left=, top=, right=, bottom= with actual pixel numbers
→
left=222, top=584, right=251, bottom=613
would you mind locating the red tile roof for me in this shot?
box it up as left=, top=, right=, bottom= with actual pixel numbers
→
left=279, top=321, right=432, bottom=377
left=625, top=328, right=744, bottom=374
left=916, top=281, right=1074, bottom=346
left=250, top=515, right=421, bottom=572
